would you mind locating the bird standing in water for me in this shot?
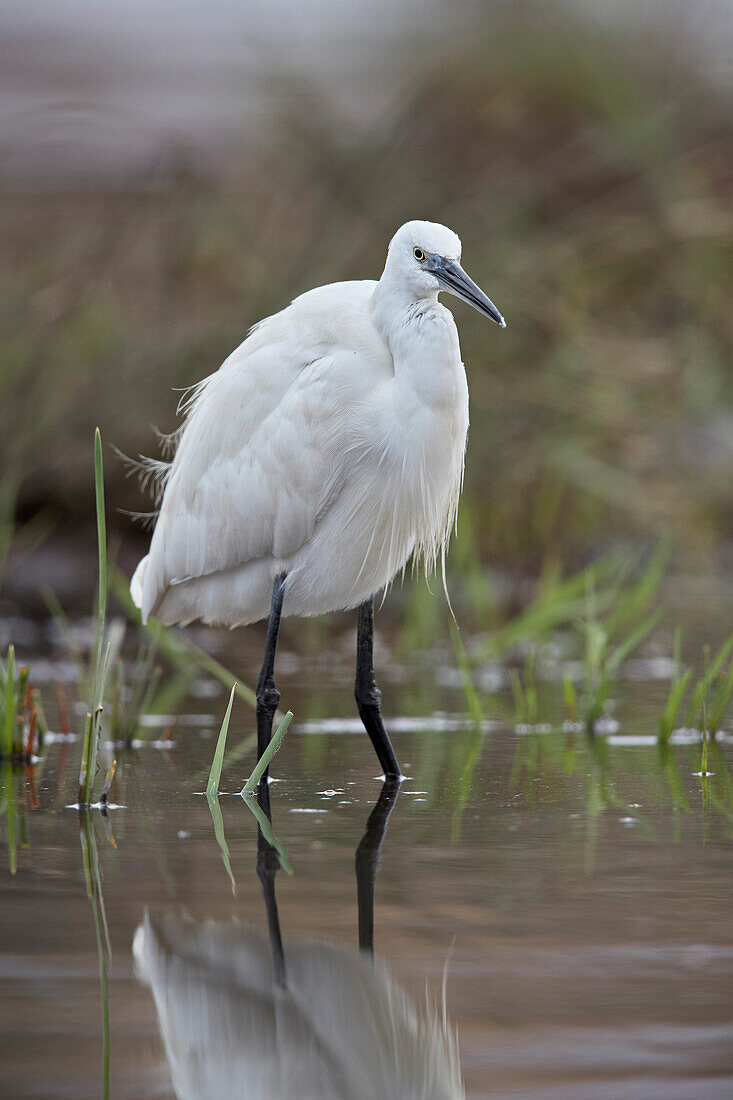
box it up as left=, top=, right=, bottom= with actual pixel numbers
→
left=131, top=220, right=505, bottom=780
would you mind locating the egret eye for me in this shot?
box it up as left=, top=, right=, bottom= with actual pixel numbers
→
left=413, top=247, right=426, bottom=262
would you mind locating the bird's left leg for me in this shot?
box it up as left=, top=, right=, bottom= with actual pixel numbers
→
left=256, top=573, right=286, bottom=784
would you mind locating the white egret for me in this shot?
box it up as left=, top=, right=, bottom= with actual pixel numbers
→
left=130, top=220, right=505, bottom=778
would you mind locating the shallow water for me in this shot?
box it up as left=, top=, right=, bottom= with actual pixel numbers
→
left=2, top=618, right=733, bottom=1099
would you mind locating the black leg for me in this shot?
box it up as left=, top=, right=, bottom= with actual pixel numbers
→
left=355, top=596, right=401, bottom=779
left=256, top=780, right=287, bottom=988
left=256, top=573, right=286, bottom=783
left=355, top=777, right=400, bottom=956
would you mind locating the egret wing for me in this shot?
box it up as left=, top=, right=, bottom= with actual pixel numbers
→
left=136, top=281, right=384, bottom=621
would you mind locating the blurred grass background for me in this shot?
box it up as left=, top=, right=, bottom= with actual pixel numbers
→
left=1, top=0, right=731, bottom=601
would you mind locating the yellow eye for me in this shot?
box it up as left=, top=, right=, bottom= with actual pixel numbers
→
left=413, top=247, right=426, bottom=262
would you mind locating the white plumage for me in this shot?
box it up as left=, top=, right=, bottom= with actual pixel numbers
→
left=130, top=220, right=504, bottom=629
left=133, top=913, right=465, bottom=1100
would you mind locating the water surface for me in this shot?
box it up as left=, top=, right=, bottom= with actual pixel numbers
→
left=2, top=620, right=732, bottom=1098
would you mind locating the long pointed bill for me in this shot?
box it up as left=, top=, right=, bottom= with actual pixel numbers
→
left=432, top=256, right=506, bottom=327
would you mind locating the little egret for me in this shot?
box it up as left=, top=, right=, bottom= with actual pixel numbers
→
left=130, top=220, right=505, bottom=778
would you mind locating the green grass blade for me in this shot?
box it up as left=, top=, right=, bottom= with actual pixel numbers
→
left=658, top=668, right=692, bottom=744
left=84, top=706, right=104, bottom=808
left=708, top=661, right=733, bottom=734
left=483, top=590, right=615, bottom=657
left=479, top=555, right=620, bottom=657
left=92, top=428, right=108, bottom=706
left=206, top=684, right=236, bottom=799
left=605, top=540, right=669, bottom=638
left=84, top=634, right=117, bottom=805
left=510, top=669, right=525, bottom=724
left=606, top=609, right=663, bottom=676
left=705, top=637, right=733, bottom=685
left=3, top=645, right=15, bottom=756
left=562, top=673, right=577, bottom=721
left=686, top=636, right=733, bottom=727
left=77, top=429, right=111, bottom=804
left=241, top=711, right=293, bottom=795
left=79, top=710, right=93, bottom=804
left=449, top=623, right=483, bottom=729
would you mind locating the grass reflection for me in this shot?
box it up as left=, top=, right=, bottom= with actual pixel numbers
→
left=0, top=763, right=20, bottom=874
left=241, top=795, right=292, bottom=876
left=79, top=809, right=111, bottom=1100
left=0, top=759, right=46, bottom=873
left=205, top=793, right=236, bottom=895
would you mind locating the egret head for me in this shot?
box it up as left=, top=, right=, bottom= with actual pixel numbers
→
left=385, top=220, right=506, bottom=327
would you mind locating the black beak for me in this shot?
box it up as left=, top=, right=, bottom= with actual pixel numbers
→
left=430, top=256, right=506, bottom=327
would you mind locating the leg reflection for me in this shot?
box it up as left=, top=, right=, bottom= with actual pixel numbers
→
left=355, top=777, right=401, bottom=957
left=256, top=780, right=287, bottom=988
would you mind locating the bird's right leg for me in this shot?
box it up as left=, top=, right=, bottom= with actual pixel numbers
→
left=355, top=596, right=401, bottom=779
left=256, top=573, right=286, bottom=784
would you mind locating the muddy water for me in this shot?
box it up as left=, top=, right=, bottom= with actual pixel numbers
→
left=1, top=618, right=732, bottom=1099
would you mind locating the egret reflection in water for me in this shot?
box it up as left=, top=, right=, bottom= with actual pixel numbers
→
left=134, top=781, right=464, bottom=1099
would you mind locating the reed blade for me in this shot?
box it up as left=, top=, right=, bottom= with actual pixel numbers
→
left=206, top=684, right=237, bottom=799
left=240, top=711, right=293, bottom=795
